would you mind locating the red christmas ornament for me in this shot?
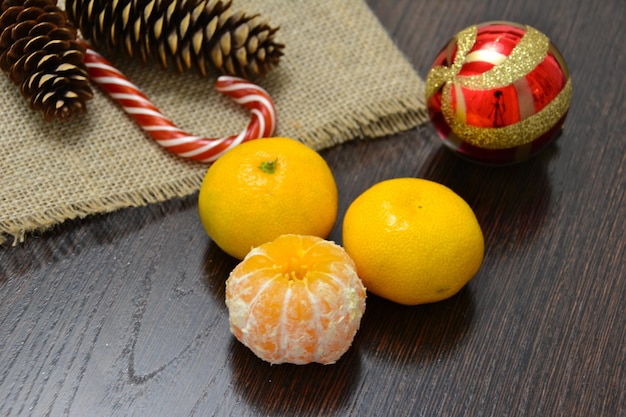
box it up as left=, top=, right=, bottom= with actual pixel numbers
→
left=426, top=21, right=572, bottom=165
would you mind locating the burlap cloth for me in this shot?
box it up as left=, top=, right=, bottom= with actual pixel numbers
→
left=0, top=0, right=427, bottom=245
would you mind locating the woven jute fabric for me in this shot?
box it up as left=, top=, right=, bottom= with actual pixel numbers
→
left=0, top=0, right=427, bottom=245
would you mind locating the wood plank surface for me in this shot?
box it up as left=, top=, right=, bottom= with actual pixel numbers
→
left=1, top=0, right=625, bottom=415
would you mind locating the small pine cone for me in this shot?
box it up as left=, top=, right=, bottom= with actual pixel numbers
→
left=66, top=0, right=284, bottom=79
left=0, top=0, right=93, bottom=121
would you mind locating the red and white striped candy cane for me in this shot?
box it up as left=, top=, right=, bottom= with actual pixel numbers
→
left=81, top=43, right=277, bottom=163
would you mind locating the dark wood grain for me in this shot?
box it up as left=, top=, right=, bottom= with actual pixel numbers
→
left=1, top=0, right=625, bottom=416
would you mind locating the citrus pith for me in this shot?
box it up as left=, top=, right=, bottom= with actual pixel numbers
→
left=342, top=178, right=484, bottom=305
left=225, top=234, right=366, bottom=365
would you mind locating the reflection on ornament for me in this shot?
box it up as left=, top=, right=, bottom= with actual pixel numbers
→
left=426, top=21, right=572, bottom=165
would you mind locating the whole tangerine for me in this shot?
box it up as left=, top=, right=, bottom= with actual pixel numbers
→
left=198, top=137, right=338, bottom=260
left=342, top=178, right=484, bottom=305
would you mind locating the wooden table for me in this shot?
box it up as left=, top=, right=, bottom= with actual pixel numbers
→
left=2, top=0, right=624, bottom=415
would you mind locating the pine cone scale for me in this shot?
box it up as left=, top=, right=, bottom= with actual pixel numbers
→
left=245, top=35, right=257, bottom=54
left=0, top=7, right=19, bottom=28
left=204, top=14, right=218, bottom=39
left=232, top=22, right=247, bottom=48
left=191, top=28, right=201, bottom=53
left=167, top=28, right=178, bottom=54
left=209, top=40, right=221, bottom=68
left=218, top=29, right=230, bottom=55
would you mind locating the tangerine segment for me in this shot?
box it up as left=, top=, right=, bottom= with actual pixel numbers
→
left=225, top=234, right=366, bottom=365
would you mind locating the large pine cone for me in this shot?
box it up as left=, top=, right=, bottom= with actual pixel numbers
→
left=0, top=0, right=93, bottom=121
left=66, top=0, right=284, bottom=79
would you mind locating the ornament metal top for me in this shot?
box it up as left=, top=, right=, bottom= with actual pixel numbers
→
left=425, top=21, right=572, bottom=165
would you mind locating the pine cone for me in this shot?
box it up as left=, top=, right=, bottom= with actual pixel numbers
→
left=66, top=0, right=284, bottom=79
left=0, top=0, right=93, bottom=121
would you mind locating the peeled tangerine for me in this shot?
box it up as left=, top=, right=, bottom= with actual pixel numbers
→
left=225, top=234, right=366, bottom=365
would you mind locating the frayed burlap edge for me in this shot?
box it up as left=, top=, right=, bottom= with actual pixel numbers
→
left=298, top=95, right=428, bottom=151
left=1, top=175, right=205, bottom=246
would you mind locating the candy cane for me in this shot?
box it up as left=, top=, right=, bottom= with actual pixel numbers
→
left=81, top=43, right=277, bottom=163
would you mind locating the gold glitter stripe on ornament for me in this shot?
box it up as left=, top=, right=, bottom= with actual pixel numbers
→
left=425, top=25, right=478, bottom=99
left=442, top=77, right=572, bottom=149
left=426, top=24, right=552, bottom=99
left=457, top=26, right=550, bottom=90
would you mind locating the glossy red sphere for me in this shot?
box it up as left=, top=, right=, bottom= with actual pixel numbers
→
left=426, top=22, right=572, bottom=165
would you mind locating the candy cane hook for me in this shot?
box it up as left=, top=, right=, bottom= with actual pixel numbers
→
left=81, top=43, right=277, bottom=163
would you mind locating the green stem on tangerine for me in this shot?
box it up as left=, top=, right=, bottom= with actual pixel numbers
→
left=260, top=159, right=278, bottom=174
